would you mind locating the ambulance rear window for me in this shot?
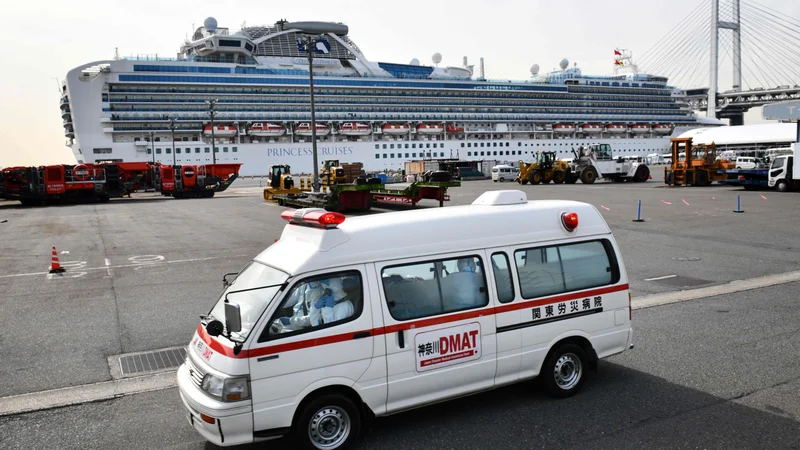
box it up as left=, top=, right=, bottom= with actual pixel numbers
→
left=514, top=240, right=619, bottom=299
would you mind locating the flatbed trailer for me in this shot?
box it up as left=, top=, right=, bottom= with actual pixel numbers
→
left=372, top=181, right=461, bottom=207
left=272, top=183, right=381, bottom=212
left=717, top=169, right=769, bottom=190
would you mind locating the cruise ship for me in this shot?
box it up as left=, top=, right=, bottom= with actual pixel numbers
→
left=61, top=17, right=723, bottom=176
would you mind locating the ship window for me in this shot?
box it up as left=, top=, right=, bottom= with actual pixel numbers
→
left=413, top=153, right=417, bottom=157
left=146, top=149, right=152, bottom=154
left=382, top=144, right=387, bottom=149
left=412, top=144, right=416, bottom=148
left=467, top=143, right=471, bottom=147
left=405, top=153, right=409, bottom=158
left=205, top=148, right=210, bottom=153
left=383, top=154, right=387, bottom=158
left=426, top=144, right=430, bottom=148
left=405, top=144, right=409, bottom=149
left=219, top=39, right=242, bottom=48
left=461, top=143, right=465, bottom=148
left=232, top=147, right=237, bottom=152
left=375, top=154, right=380, bottom=159
left=375, top=144, right=379, bottom=149
left=467, top=152, right=472, bottom=156
left=506, top=143, right=510, bottom=147
left=195, top=148, right=200, bottom=153
left=244, top=43, right=254, bottom=52
left=156, top=148, right=162, bottom=154
left=223, top=147, right=229, bottom=153
left=176, top=148, right=181, bottom=154
left=390, top=144, right=395, bottom=149
left=214, top=148, right=219, bottom=153
left=166, top=149, right=171, bottom=154
left=391, top=153, right=395, bottom=158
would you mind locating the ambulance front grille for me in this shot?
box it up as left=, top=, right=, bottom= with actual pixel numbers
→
left=186, top=357, right=205, bottom=389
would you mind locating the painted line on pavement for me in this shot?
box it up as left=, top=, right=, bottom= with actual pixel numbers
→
left=4, top=268, right=800, bottom=417
left=644, top=274, right=677, bottom=281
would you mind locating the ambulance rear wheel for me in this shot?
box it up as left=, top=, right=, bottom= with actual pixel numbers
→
left=293, top=393, right=362, bottom=450
left=542, top=343, right=588, bottom=398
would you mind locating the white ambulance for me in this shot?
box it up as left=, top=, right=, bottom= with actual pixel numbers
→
left=177, top=190, right=634, bottom=449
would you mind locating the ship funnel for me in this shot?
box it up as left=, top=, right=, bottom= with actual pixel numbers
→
left=463, top=56, right=468, bottom=67
left=479, top=57, right=485, bottom=81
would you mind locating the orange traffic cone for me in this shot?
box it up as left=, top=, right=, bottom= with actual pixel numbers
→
left=49, top=246, right=66, bottom=274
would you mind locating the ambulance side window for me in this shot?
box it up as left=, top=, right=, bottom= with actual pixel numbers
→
left=381, top=256, right=489, bottom=321
left=514, top=240, right=620, bottom=299
left=491, top=253, right=515, bottom=303
left=260, top=271, right=363, bottom=342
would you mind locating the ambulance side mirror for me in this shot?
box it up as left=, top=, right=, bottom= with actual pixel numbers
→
left=222, top=272, right=238, bottom=289
left=224, top=301, right=242, bottom=334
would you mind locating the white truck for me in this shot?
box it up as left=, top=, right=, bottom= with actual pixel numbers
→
left=568, top=144, right=650, bottom=184
left=768, top=143, right=799, bottom=192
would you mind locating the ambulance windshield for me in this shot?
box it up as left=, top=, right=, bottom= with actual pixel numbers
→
left=207, top=261, right=289, bottom=340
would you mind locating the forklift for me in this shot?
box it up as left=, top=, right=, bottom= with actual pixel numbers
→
left=263, top=164, right=302, bottom=201
left=665, top=137, right=733, bottom=186
left=516, top=151, right=571, bottom=185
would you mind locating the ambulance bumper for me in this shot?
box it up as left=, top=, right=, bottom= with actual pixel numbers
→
left=177, top=364, right=255, bottom=447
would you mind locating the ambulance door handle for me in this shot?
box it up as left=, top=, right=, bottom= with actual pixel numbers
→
left=397, top=330, right=405, bottom=349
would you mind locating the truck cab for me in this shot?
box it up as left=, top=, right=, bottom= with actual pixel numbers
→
left=768, top=143, right=799, bottom=192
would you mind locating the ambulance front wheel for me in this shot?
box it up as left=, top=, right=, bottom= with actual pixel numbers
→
left=542, top=343, right=588, bottom=398
left=292, top=393, right=362, bottom=450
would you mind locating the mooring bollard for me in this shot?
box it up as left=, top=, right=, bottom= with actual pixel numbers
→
left=632, top=200, right=645, bottom=222
left=733, top=194, right=744, bottom=213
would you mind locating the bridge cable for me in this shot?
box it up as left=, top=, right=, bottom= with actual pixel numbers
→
left=749, top=0, right=800, bottom=31
left=647, top=16, right=711, bottom=79
left=662, top=21, right=712, bottom=87
left=740, top=18, right=800, bottom=83
left=744, top=3, right=800, bottom=46
left=739, top=16, right=794, bottom=87
left=637, top=0, right=709, bottom=67
left=639, top=2, right=710, bottom=74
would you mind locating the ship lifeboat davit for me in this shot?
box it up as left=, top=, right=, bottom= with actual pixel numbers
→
left=416, top=124, right=444, bottom=134
left=446, top=125, right=465, bottom=134
left=296, top=122, right=330, bottom=136
left=652, top=124, right=673, bottom=134
left=630, top=124, right=651, bottom=133
left=605, top=124, right=627, bottom=133
left=382, top=124, right=410, bottom=135
left=249, top=122, right=286, bottom=137
left=553, top=124, right=576, bottom=134
left=203, top=124, right=238, bottom=138
left=339, top=122, right=372, bottom=136
left=581, top=123, right=602, bottom=134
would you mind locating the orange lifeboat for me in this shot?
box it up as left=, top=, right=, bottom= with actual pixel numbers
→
left=416, top=124, right=444, bottom=135
left=296, top=122, right=330, bottom=136
left=446, top=125, right=465, bottom=134
left=339, top=122, right=372, bottom=136
left=581, top=124, right=602, bottom=134
left=553, top=124, right=576, bottom=133
left=652, top=124, right=673, bottom=134
left=249, top=122, right=286, bottom=137
left=605, top=124, right=627, bottom=133
left=381, top=124, right=410, bottom=135
left=630, top=124, right=651, bottom=133
left=203, top=124, right=238, bottom=138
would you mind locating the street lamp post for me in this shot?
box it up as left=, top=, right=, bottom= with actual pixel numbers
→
left=206, top=99, right=218, bottom=164
left=301, top=35, right=325, bottom=193
left=169, top=117, right=176, bottom=166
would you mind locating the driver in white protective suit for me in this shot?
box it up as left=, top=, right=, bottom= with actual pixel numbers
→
left=274, top=278, right=348, bottom=333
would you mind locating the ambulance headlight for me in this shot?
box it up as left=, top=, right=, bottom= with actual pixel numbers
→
left=201, top=374, right=250, bottom=402
left=222, top=376, right=251, bottom=402
left=201, top=374, right=224, bottom=398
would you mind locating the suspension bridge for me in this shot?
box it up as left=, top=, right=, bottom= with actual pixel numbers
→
left=636, top=0, right=800, bottom=125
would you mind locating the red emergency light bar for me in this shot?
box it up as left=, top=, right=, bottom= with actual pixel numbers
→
left=280, top=208, right=346, bottom=229
left=561, top=212, right=579, bottom=232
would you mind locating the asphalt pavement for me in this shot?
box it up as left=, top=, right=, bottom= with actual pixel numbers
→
left=1, top=282, right=798, bottom=450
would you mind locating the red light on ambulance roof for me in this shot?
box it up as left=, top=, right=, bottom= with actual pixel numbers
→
left=280, top=209, right=346, bottom=229
left=562, top=212, right=579, bottom=232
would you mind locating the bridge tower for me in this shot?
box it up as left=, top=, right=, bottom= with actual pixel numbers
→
left=709, top=0, right=743, bottom=123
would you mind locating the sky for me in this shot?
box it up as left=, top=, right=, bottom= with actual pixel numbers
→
left=1, top=0, right=798, bottom=167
